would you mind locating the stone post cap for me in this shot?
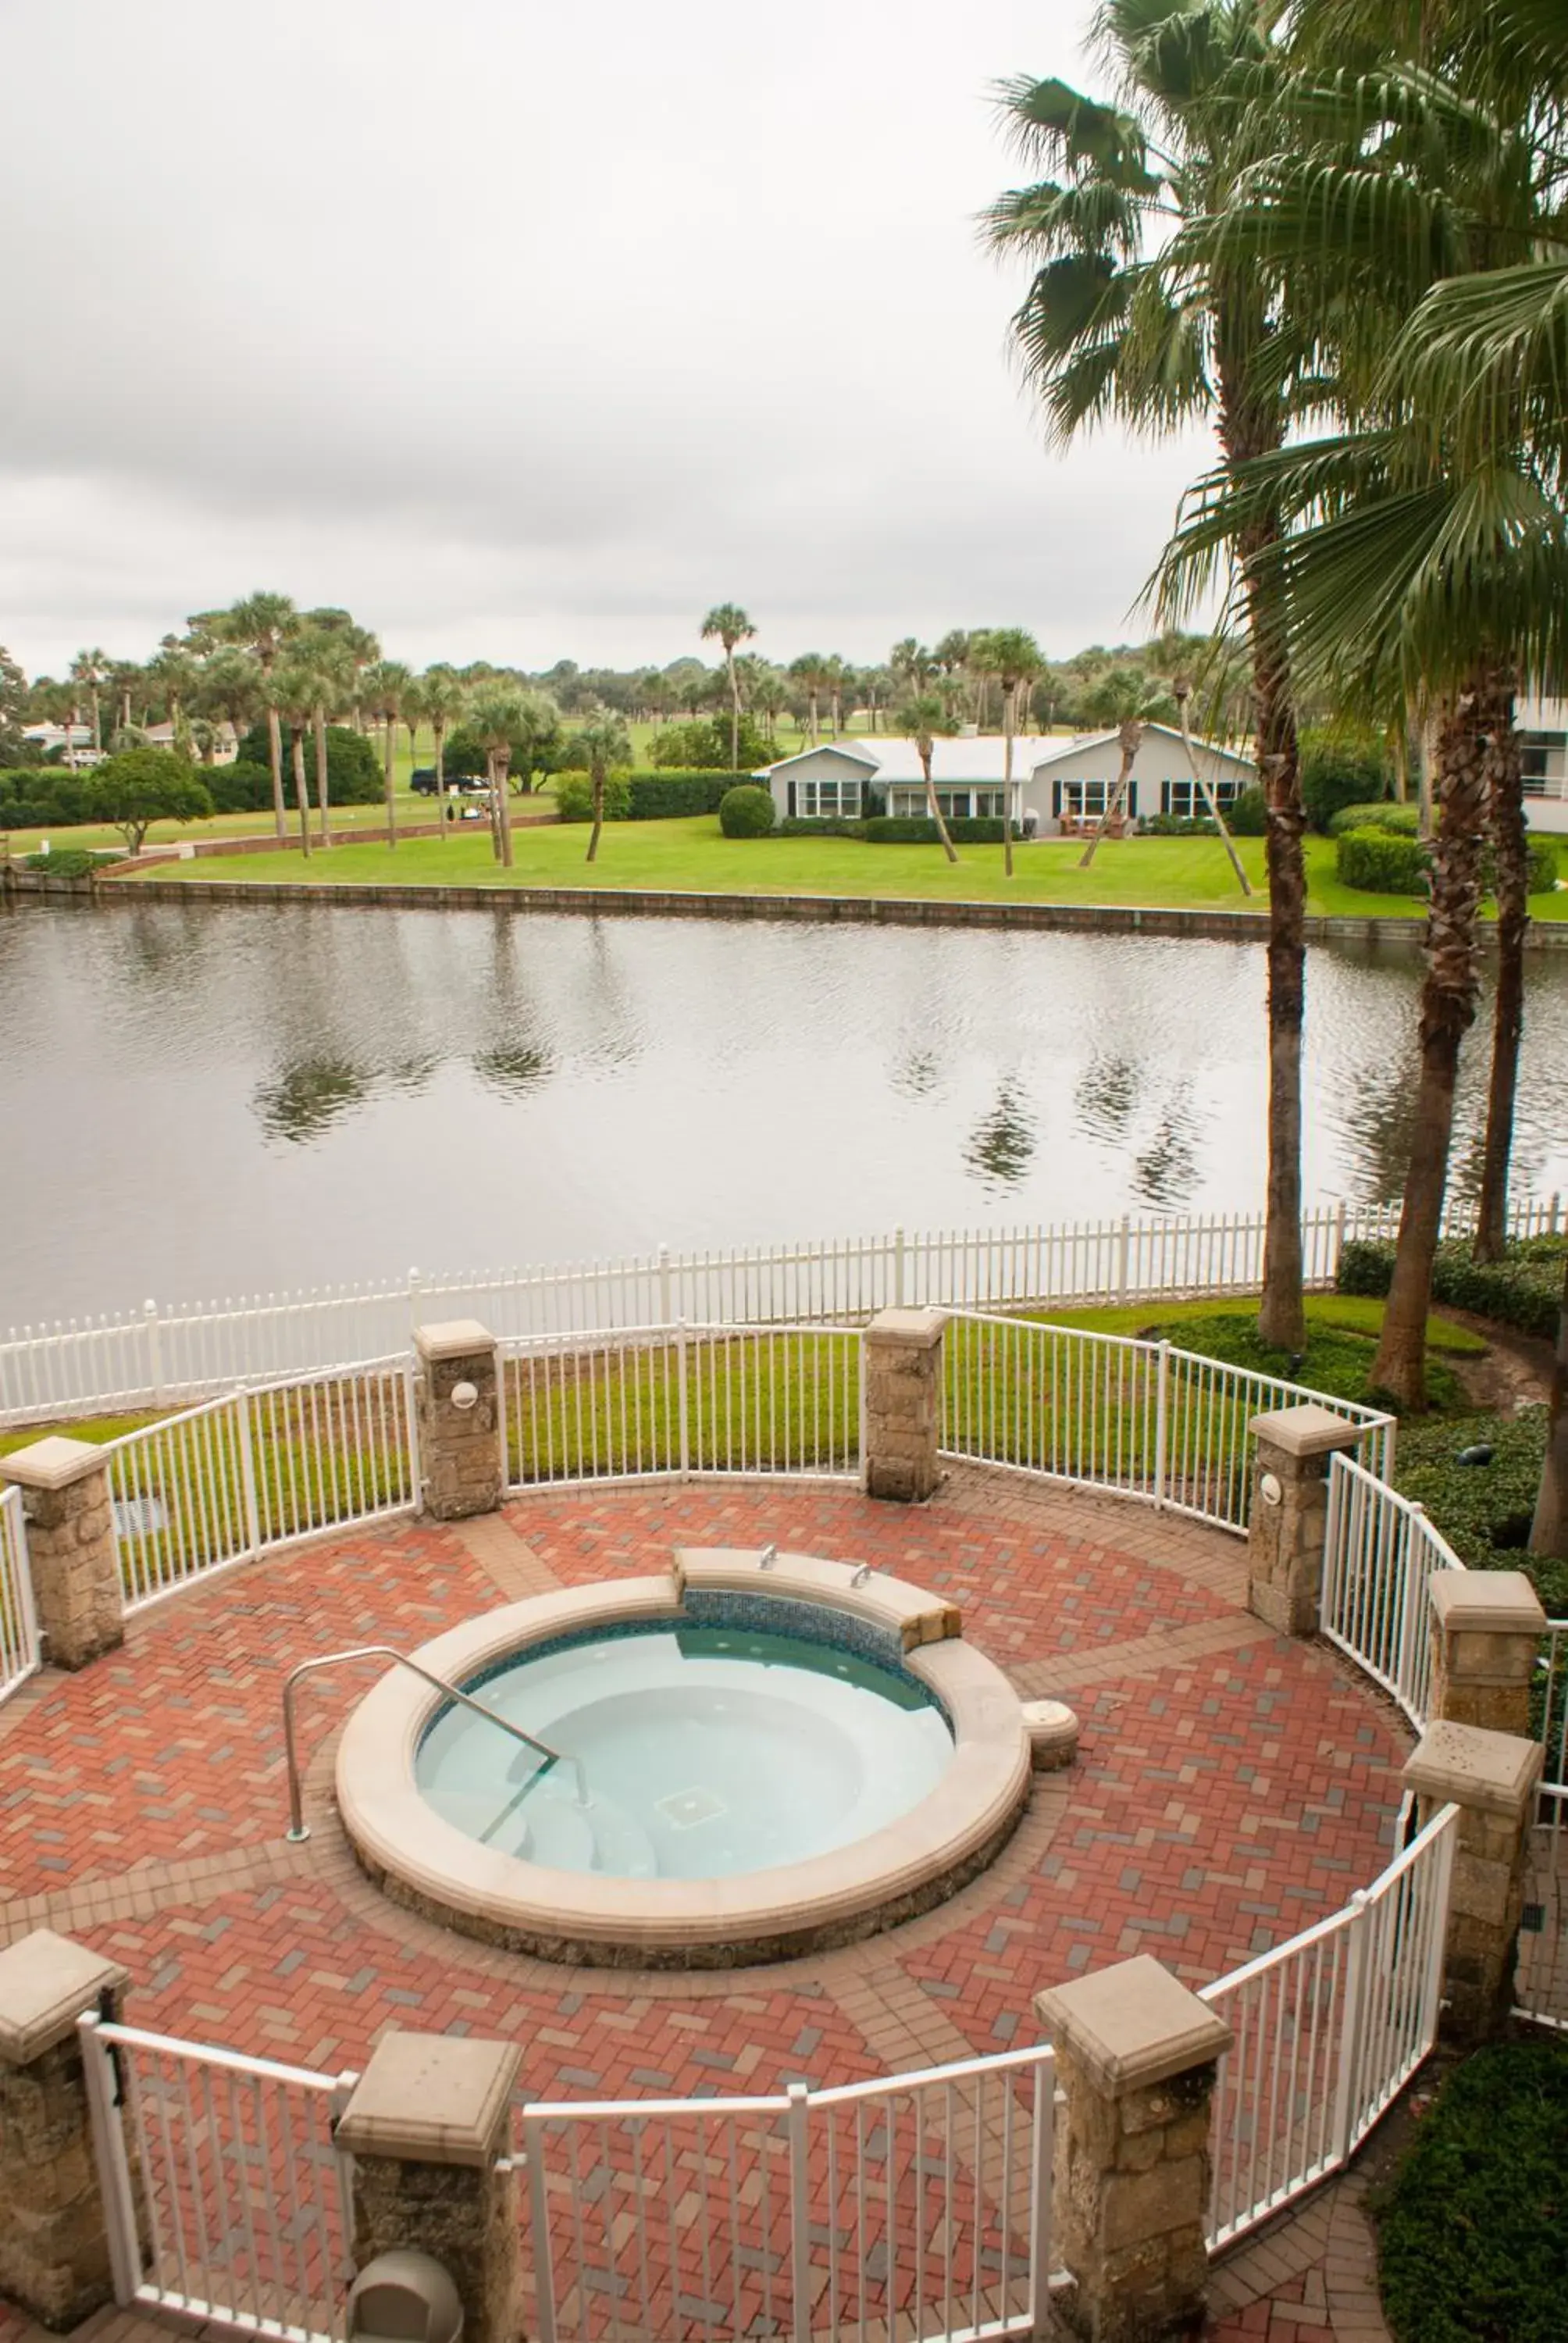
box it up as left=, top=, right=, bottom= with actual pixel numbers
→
left=1035, top=1954, right=1231, bottom=2095
left=414, top=1319, right=497, bottom=1364
left=1403, top=1719, right=1544, bottom=1817
left=1428, top=1570, right=1547, bottom=1638
left=337, top=2031, right=521, bottom=2167
left=864, top=1307, right=950, bottom=1350
left=0, top=1434, right=109, bottom=1492
left=0, top=1928, right=129, bottom=2064
left=1247, top=1403, right=1363, bottom=1459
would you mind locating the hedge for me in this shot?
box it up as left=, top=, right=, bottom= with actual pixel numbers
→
left=862, top=815, right=1006, bottom=844
left=0, top=768, right=97, bottom=828
left=551, top=771, right=754, bottom=823
left=554, top=770, right=633, bottom=822
left=1327, top=800, right=1421, bottom=837
left=1336, top=826, right=1559, bottom=897
left=1338, top=1234, right=1566, bottom=1342
left=237, top=723, right=383, bottom=805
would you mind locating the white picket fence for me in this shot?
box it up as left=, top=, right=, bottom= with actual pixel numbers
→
left=4, top=1192, right=1561, bottom=1427
left=1320, top=1451, right=1466, bottom=1727
left=0, top=1482, right=42, bottom=1699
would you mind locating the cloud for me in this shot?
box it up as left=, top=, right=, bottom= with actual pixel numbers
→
left=0, top=0, right=1213, bottom=676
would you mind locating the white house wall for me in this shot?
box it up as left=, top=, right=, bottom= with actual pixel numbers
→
left=1019, top=732, right=1253, bottom=832
left=764, top=747, right=875, bottom=818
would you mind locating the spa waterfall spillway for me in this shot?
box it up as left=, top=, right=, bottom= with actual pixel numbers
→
left=337, top=1549, right=1032, bottom=1966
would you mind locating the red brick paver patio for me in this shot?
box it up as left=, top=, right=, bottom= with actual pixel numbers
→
left=0, top=1468, right=1409, bottom=2339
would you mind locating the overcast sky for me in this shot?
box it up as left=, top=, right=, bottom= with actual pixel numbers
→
left=0, top=0, right=1212, bottom=681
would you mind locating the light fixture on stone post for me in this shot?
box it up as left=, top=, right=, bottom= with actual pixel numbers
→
left=0, top=1436, right=125, bottom=1669
left=0, top=1928, right=133, bottom=2329
left=1035, top=1954, right=1232, bottom=2343
left=336, top=2031, right=522, bottom=2343
left=863, top=1307, right=948, bottom=1503
left=1245, top=1405, right=1363, bottom=1635
left=412, top=1321, right=503, bottom=1521
left=1402, top=1719, right=1543, bottom=2044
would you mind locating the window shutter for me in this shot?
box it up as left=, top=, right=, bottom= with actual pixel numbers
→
left=1052, top=780, right=1061, bottom=818
left=1125, top=780, right=1138, bottom=817
left=787, top=781, right=796, bottom=818
left=1160, top=780, right=1171, bottom=815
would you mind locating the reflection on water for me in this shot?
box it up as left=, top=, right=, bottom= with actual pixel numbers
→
left=4, top=899, right=1567, bottom=1321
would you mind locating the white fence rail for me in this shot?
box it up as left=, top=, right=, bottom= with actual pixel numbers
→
left=101, top=1357, right=419, bottom=1614
left=1199, top=1802, right=1458, bottom=2249
left=940, top=1315, right=1393, bottom=1533
left=1320, top=1451, right=1466, bottom=1727
left=5, top=1192, right=1560, bottom=1426
left=523, top=2046, right=1054, bottom=2343
left=80, top=2013, right=358, bottom=2341
left=502, top=1323, right=861, bottom=1491
left=0, top=1482, right=41, bottom=1699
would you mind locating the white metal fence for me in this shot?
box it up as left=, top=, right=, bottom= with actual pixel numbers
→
left=102, top=1357, right=419, bottom=1614
left=502, top=1323, right=862, bottom=1490
left=1199, top=1802, right=1458, bottom=2250
left=1320, top=1450, right=1466, bottom=1727
left=940, top=1315, right=1394, bottom=1533
left=522, top=2045, right=1054, bottom=2343
left=5, top=1193, right=1560, bottom=1426
left=0, top=1481, right=41, bottom=1699
left=80, top=2013, right=358, bottom=2341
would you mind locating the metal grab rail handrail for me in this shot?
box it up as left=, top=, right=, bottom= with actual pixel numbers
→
left=281, top=1643, right=583, bottom=1840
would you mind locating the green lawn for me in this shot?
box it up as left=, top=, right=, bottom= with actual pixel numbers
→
left=106, top=815, right=1568, bottom=918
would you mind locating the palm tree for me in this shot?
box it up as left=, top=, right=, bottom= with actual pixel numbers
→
left=894, top=694, right=960, bottom=863
left=418, top=665, right=469, bottom=838
left=469, top=686, right=528, bottom=867
left=148, top=640, right=197, bottom=751
left=215, top=594, right=297, bottom=840
left=986, top=0, right=1313, bottom=1346
left=890, top=640, right=933, bottom=697
left=700, top=604, right=757, bottom=771
left=194, top=647, right=263, bottom=776
left=748, top=666, right=789, bottom=744
left=69, top=649, right=109, bottom=754
left=362, top=661, right=412, bottom=848
left=970, top=628, right=1043, bottom=876
left=270, top=658, right=330, bottom=858
left=576, top=709, right=633, bottom=865
left=1074, top=669, right=1176, bottom=868
left=1531, top=1257, right=1568, bottom=1560
left=789, top=654, right=832, bottom=747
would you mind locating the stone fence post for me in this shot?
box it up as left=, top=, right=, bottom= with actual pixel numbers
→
left=337, top=2032, right=522, bottom=2343
left=413, top=1321, right=503, bottom=1521
left=0, top=1437, right=124, bottom=1669
left=1403, top=1719, right=1543, bottom=2044
left=1245, top=1405, right=1363, bottom=1636
left=1427, top=1569, right=1546, bottom=1735
left=862, top=1307, right=948, bottom=1503
left=0, top=1928, right=132, bottom=2329
left=1035, top=1953, right=1232, bottom=2343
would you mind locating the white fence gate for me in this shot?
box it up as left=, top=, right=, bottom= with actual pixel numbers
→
left=0, top=1481, right=42, bottom=1699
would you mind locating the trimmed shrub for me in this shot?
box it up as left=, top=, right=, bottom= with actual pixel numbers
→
left=625, top=771, right=745, bottom=820
left=861, top=815, right=1006, bottom=843
left=1299, top=726, right=1393, bottom=832
left=1527, top=837, right=1560, bottom=893
left=1142, top=812, right=1218, bottom=836
left=0, top=768, right=95, bottom=828
left=1327, top=800, right=1420, bottom=837
left=204, top=760, right=276, bottom=813
left=1394, top=1407, right=1550, bottom=1576
left=23, top=846, right=97, bottom=877
left=1338, top=1234, right=1567, bottom=1342
left=779, top=816, right=864, bottom=836
left=1336, top=826, right=1428, bottom=895
left=718, top=785, right=776, bottom=837
left=554, top=769, right=633, bottom=823
left=237, top=722, right=383, bottom=804
left=1226, top=786, right=1267, bottom=835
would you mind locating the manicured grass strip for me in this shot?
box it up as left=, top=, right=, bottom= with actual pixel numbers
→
left=1376, top=2040, right=1568, bottom=2343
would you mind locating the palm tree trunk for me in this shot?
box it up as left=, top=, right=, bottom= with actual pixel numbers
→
left=91, top=688, right=101, bottom=754
left=1370, top=670, right=1496, bottom=1407
left=383, top=718, right=398, bottom=848
left=290, top=726, right=312, bottom=859
left=1474, top=701, right=1527, bottom=1262
left=267, top=702, right=287, bottom=840
left=1001, top=686, right=1016, bottom=879
left=314, top=704, right=331, bottom=847
left=1078, top=730, right=1136, bottom=871
left=809, top=692, right=819, bottom=747
left=586, top=766, right=605, bottom=864
left=921, top=748, right=958, bottom=864
left=1530, top=1255, right=1568, bottom=1558
left=435, top=720, right=449, bottom=840
left=496, top=752, right=515, bottom=868
left=728, top=649, right=739, bottom=772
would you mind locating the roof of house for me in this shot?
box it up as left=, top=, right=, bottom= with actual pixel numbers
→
left=756, top=725, right=1254, bottom=786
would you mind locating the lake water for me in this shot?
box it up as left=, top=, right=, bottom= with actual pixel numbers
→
left=4, top=897, right=1567, bottom=1325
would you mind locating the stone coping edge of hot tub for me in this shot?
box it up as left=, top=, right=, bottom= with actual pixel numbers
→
left=333, top=1551, right=1030, bottom=1969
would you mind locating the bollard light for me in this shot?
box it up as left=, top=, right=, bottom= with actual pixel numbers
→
left=450, top=1380, right=479, bottom=1412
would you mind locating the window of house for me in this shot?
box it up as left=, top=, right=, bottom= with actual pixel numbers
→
left=972, top=790, right=1006, bottom=818
left=1160, top=777, right=1242, bottom=817
left=797, top=777, right=862, bottom=818
left=1060, top=779, right=1112, bottom=818
left=1521, top=733, right=1565, bottom=797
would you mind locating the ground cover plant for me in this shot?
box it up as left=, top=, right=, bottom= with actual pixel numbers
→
left=1340, top=1236, right=1568, bottom=1343
left=1375, top=2038, right=1568, bottom=2343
